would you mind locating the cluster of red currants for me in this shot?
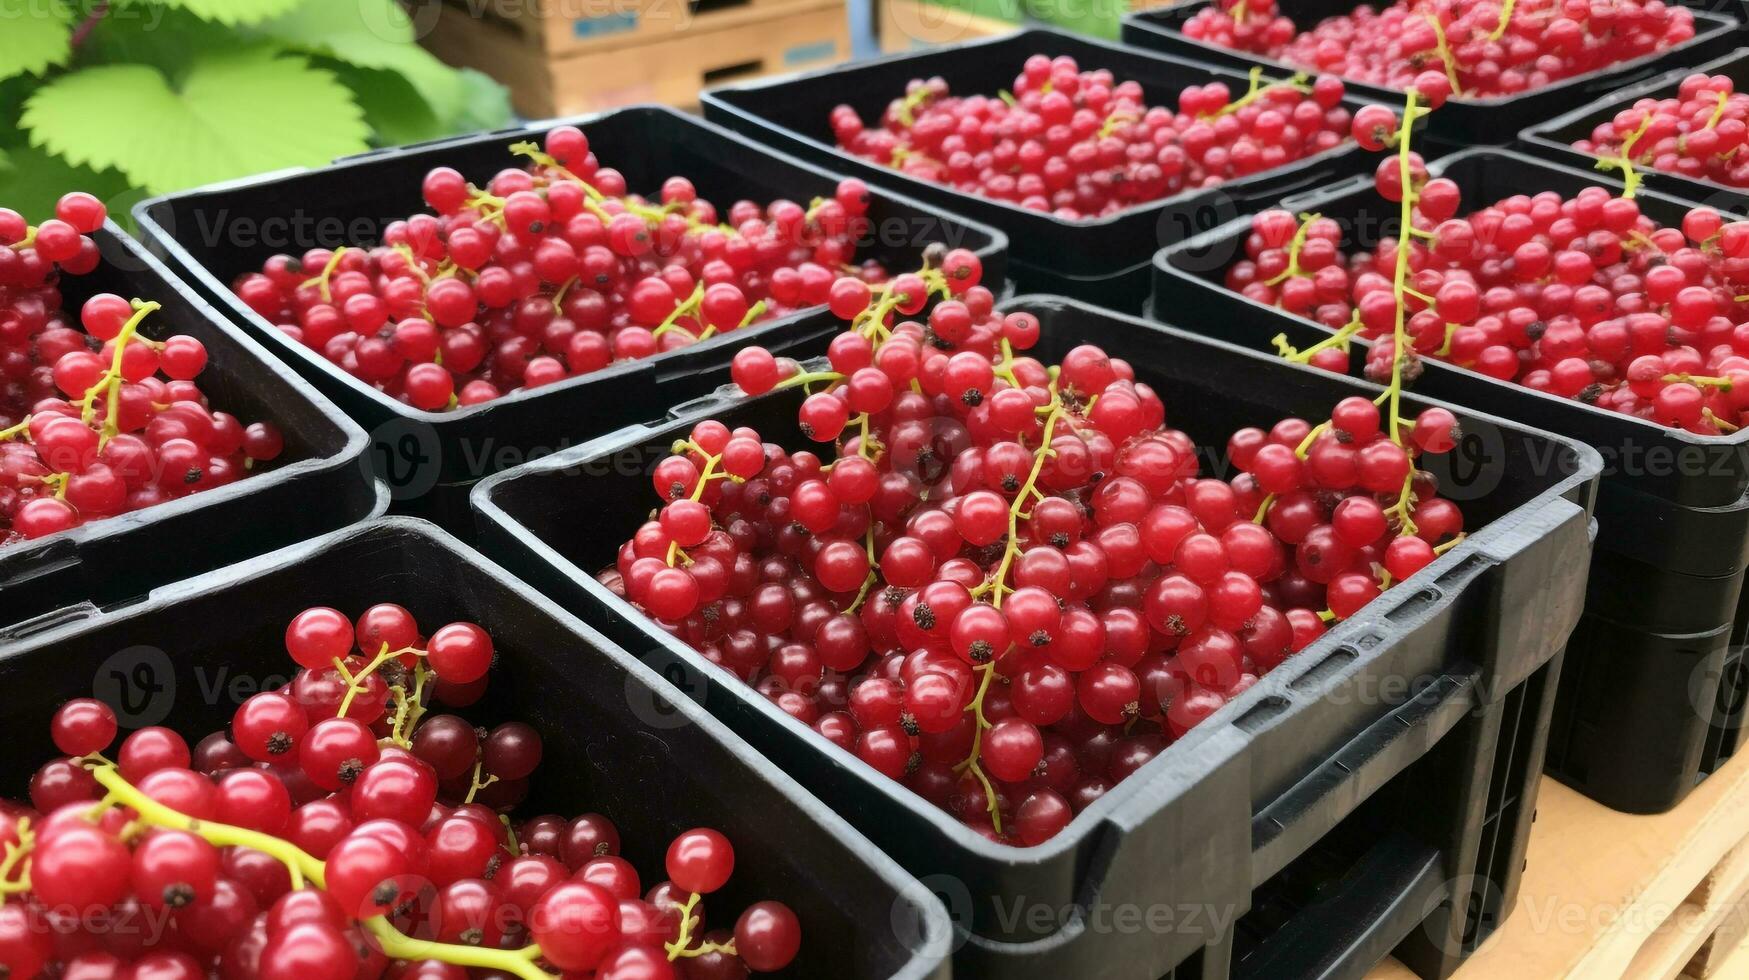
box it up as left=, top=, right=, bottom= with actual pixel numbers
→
left=607, top=252, right=1464, bottom=846
left=6, top=604, right=797, bottom=980
left=2, top=193, right=285, bottom=545
left=829, top=53, right=1354, bottom=219
left=1227, top=136, right=1749, bottom=433
left=1184, top=0, right=1696, bottom=100
left=232, top=126, right=886, bottom=412
left=1574, top=71, right=1749, bottom=189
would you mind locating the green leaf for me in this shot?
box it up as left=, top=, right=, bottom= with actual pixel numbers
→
left=326, top=61, right=447, bottom=148
left=248, top=0, right=444, bottom=79
left=20, top=48, right=371, bottom=194
left=76, top=4, right=239, bottom=76
left=250, top=0, right=514, bottom=139
left=134, top=0, right=303, bottom=27
left=440, top=68, right=513, bottom=135
left=0, top=0, right=72, bottom=81
left=22, top=48, right=372, bottom=195
left=0, top=143, right=130, bottom=225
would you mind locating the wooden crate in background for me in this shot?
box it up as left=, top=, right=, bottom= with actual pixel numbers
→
left=440, top=0, right=801, bottom=56
left=423, top=0, right=849, bottom=117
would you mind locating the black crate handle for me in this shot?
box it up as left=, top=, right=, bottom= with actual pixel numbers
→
left=1235, top=830, right=1449, bottom=977
left=1252, top=671, right=1480, bottom=871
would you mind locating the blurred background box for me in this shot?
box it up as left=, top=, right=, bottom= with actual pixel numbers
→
left=424, top=0, right=849, bottom=115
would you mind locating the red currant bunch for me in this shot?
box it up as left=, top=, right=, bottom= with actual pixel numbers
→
left=1576, top=71, right=1749, bottom=188
left=232, top=125, right=885, bottom=411
left=830, top=53, right=1353, bottom=219
left=1228, top=181, right=1749, bottom=432
left=2, top=193, right=285, bottom=545
left=610, top=249, right=1463, bottom=846
left=6, top=603, right=803, bottom=980
left=1184, top=0, right=1696, bottom=99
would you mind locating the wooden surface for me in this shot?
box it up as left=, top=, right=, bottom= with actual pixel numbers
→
left=1369, top=748, right=1749, bottom=979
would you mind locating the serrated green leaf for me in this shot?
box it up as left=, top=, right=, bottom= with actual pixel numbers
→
left=0, top=144, right=131, bottom=225
left=248, top=0, right=515, bottom=136
left=75, top=4, right=239, bottom=76
left=135, top=0, right=302, bottom=27
left=20, top=48, right=371, bottom=194
left=326, top=61, right=447, bottom=148
left=0, top=0, right=72, bottom=82
left=250, top=0, right=470, bottom=111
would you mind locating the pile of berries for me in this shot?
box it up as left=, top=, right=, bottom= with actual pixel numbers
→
left=231, top=125, right=886, bottom=412
left=1183, top=0, right=1697, bottom=99
left=1227, top=146, right=1749, bottom=433
left=1574, top=70, right=1749, bottom=189
left=608, top=251, right=1464, bottom=845
left=2, top=193, right=285, bottom=545
left=5, top=604, right=799, bottom=980
left=829, top=54, right=1354, bottom=219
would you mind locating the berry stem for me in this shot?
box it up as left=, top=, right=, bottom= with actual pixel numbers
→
left=333, top=643, right=421, bottom=719
left=663, top=892, right=739, bottom=960
left=0, top=819, right=33, bottom=896
left=462, top=760, right=499, bottom=804
left=1487, top=0, right=1516, bottom=40
left=1273, top=310, right=1363, bottom=364
left=76, top=299, right=161, bottom=449
left=1708, top=89, right=1731, bottom=129
left=90, top=765, right=318, bottom=890
left=385, top=661, right=432, bottom=748
left=1596, top=115, right=1652, bottom=199
left=651, top=284, right=707, bottom=340
left=1201, top=67, right=1313, bottom=121
left=1423, top=16, right=1465, bottom=97
left=954, top=385, right=1068, bottom=834
left=1262, top=212, right=1322, bottom=286
left=300, top=247, right=351, bottom=303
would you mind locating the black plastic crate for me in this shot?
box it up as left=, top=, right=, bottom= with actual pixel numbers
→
left=1549, top=615, right=1737, bottom=813
left=699, top=28, right=1381, bottom=312
left=472, top=296, right=1601, bottom=978
left=1587, top=550, right=1747, bottom=634
left=1151, top=146, right=1749, bottom=811
left=1520, top=48, right=1749, bottom=213
left=1, top=223, right=381, bottom=632
left=0, top=517, right=952, bottom=980
left=1120, top=1, right=1740, bottom=147
left=131, top=105, right=1007, bottom=536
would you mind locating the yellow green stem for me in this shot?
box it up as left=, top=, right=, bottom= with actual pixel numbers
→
left=1596, top=115, right=1653, bottom=199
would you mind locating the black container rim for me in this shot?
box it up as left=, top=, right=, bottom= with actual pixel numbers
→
left=1153, top=145, right=1749, bottom=449
left=698, top=25, right=1381, bottom=232
left=2, top=223, right=373, bottom=570
left=130, top=104, right=1009, bottom=428
left=1519, top=46, right=1749, bottom=203
left=0, top=514, right=959, bottom=978
left=1121, top=2, right=1742, bottom=108
left=472, top=292, right=1603, bottom=871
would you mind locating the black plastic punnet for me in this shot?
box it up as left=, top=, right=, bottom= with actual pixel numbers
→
left=131, top=105, right=1006, bottom=536
left=1520, top=48, right=1749, bottom=213
left=1152, top=147, right=1749, bottom=812
left=0, top=223, right=380, bottom=632
left=1120, top=1, right=1740, bottom=146
left=0, top=517, right=952, bottom=980
left=472, top=296, right=1602, bottom=978
left=699, top=28, right=1380, bottom=312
